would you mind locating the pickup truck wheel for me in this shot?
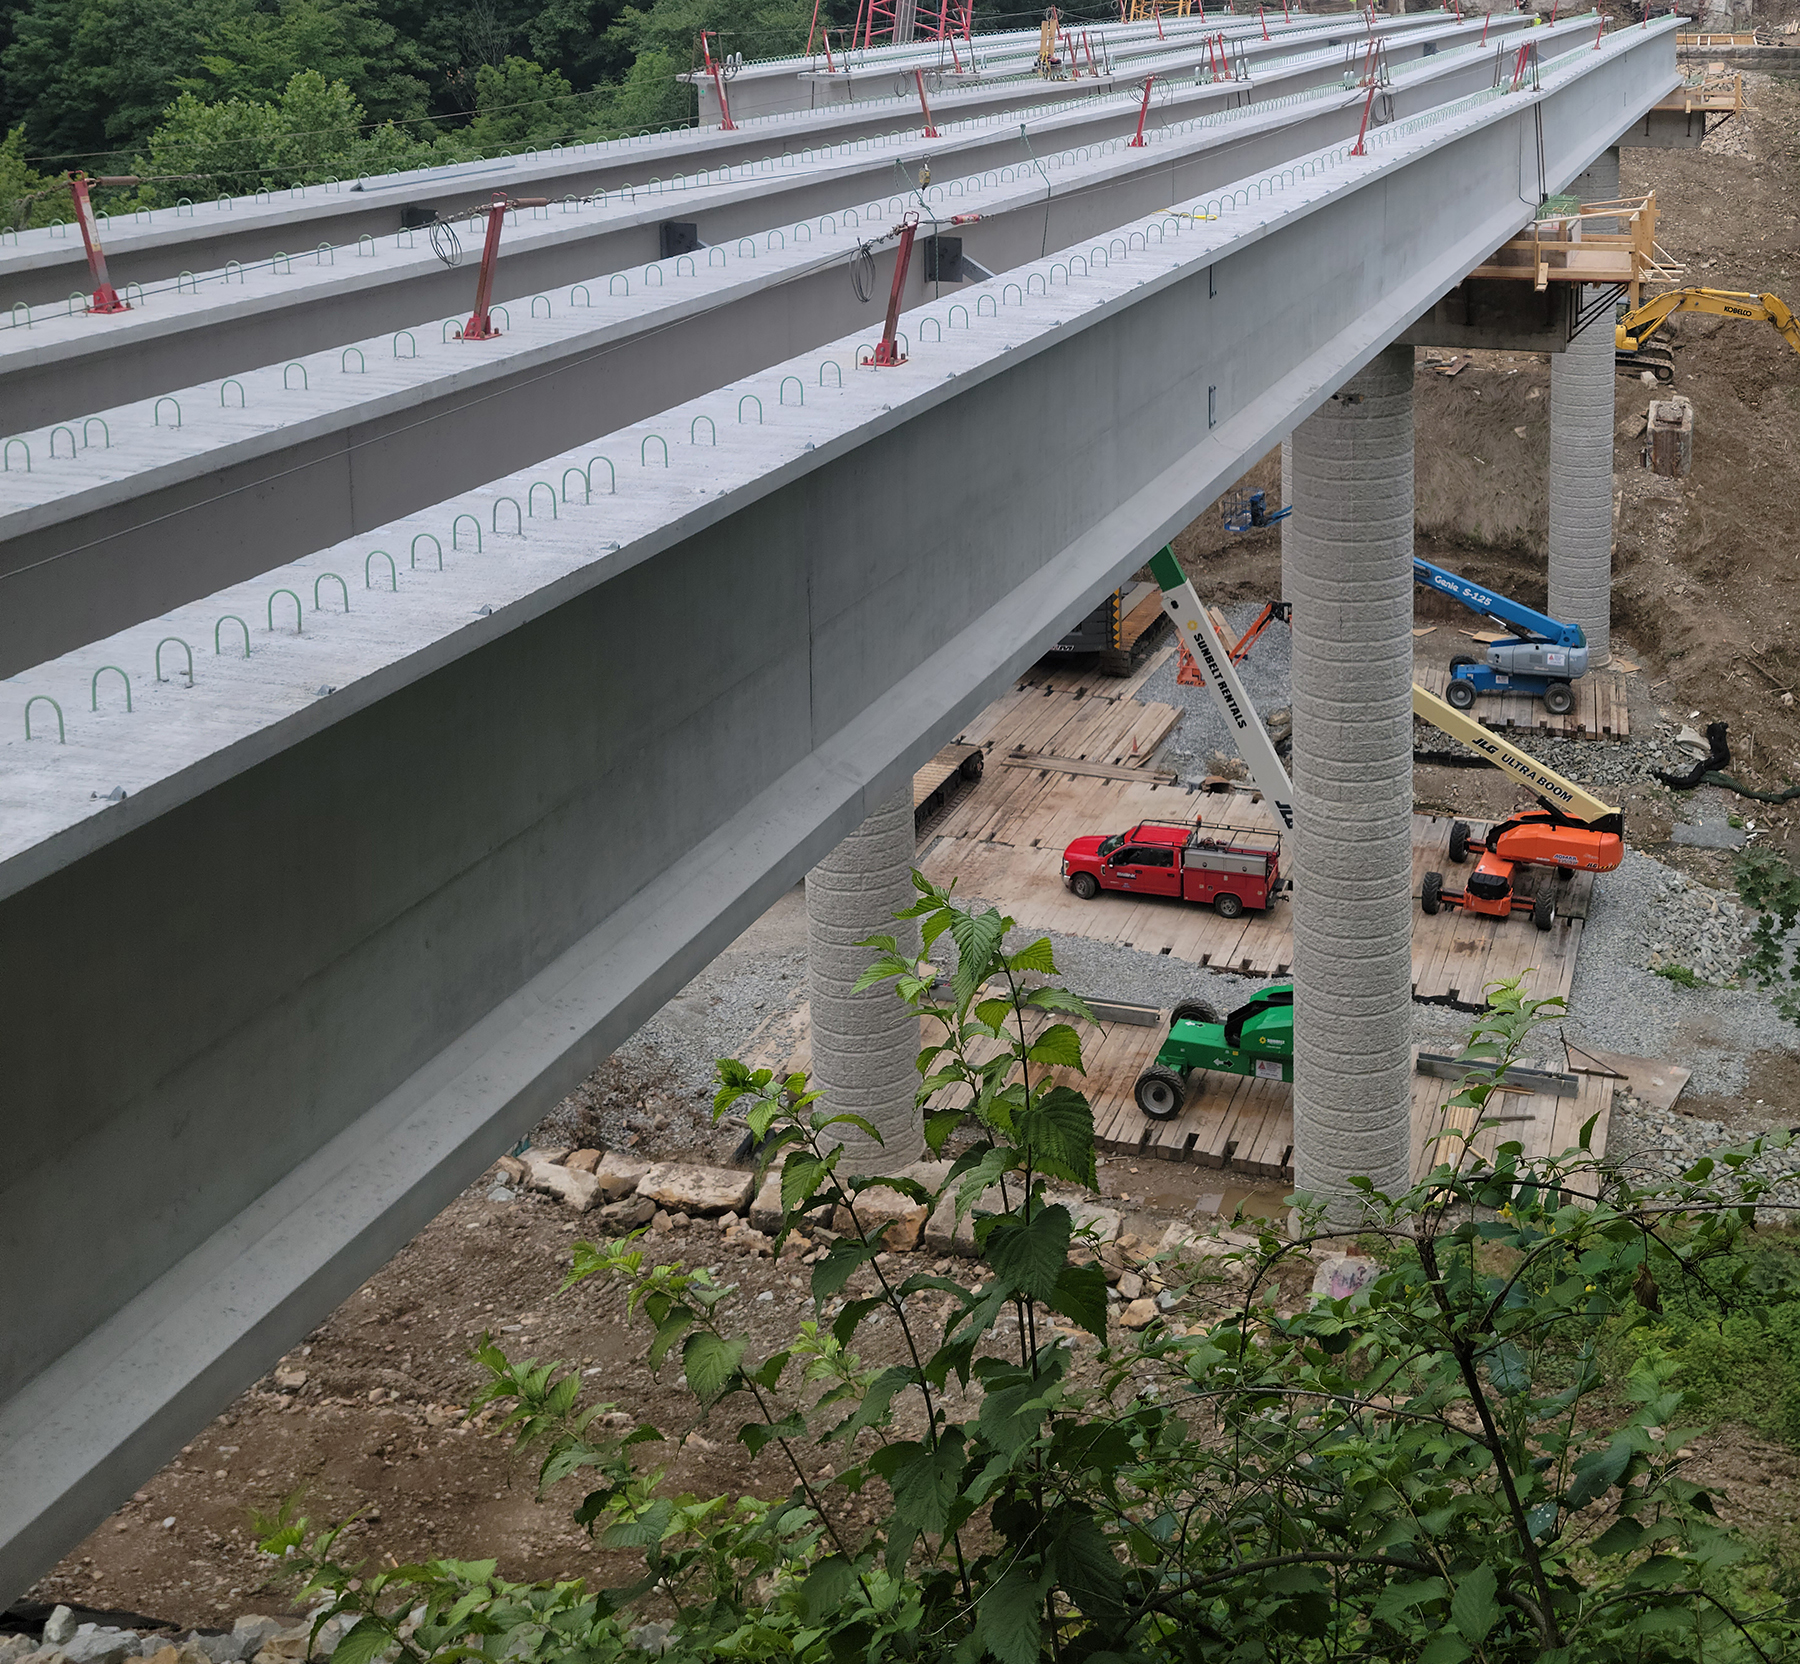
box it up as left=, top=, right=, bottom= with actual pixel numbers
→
left=1070, top=872, right=1099, bottom=900
left=1213, top=892, right=1244, bottom=919
left=1170, top=1002, right=1218, bottom=1027
left=1448, top=820, right=1471, bottom=864
left=1421, top=872, right=1443, bottom=916
left=1543, top=681, right=1575, bottom=716
left=1446, top=678, right=1478, bottom=712
left=1135, top=1069, right=1187, bottom=1120
left=1533, top=893, right=1556, bottom=932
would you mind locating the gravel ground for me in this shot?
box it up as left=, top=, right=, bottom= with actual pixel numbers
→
left=1561, top=845, right=1796, bottom=1097
left=1606, top=1092, right=1800, bottom=1223
left=1138, top=604, right=1292, bottom=782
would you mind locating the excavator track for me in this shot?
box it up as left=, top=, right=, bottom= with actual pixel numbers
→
left=1615, top=344, right=1675, bottom=382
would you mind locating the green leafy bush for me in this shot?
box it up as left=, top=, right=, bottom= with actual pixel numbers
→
left=259, top=876, right=1800, bottom=1662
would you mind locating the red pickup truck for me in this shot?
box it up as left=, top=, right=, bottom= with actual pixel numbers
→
left=1061, top=818, right=1284, bottom=918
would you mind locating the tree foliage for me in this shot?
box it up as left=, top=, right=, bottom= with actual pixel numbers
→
left=258, top=876, right=1800, bottom=1662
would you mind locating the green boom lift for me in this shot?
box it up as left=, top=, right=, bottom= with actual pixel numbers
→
left=1133, top=985, right=1294, bottom=1119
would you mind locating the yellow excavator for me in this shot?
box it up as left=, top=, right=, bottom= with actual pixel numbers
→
left=1616, top=287, right=1800, bottom=382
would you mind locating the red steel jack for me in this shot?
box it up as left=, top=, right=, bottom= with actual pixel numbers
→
left=914, top=69, right=940, bottom=135
left=459, top=193, right=549, bottom=340
left=1350, top=77, right=1379, bottom=154
left=868, top=212, right=921, bottom=367
left=701, top=31, right=738, bottom=131
left=1258, top=4, right=1269, bottom=40
left=1129, top=76, right=1155, bottom=146
left=70, top=173, right=136, bottom=314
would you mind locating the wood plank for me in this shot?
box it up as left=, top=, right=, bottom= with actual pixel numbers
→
left=1003, top=751, right=1178, bottom=785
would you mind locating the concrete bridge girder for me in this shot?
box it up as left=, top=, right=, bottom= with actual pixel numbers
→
left=0, top=11, right=1539, bottom=434
left=0, top=21, right=1680, bottom=1606
left=0, top=21, right=1586, bottom=679
left=0, top=11, right=1491, bottom=312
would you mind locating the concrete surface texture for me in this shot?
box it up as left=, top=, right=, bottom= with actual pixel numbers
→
left=1547, top=144, right=1623, bottom=664
left=806, top=788, right=924, bottom=1170
left=1286, top=344, right=1417, bottom=1217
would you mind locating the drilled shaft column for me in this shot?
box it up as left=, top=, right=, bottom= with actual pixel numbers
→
left=1279, top=437, right=1296, bottom=602
left=806, top=788, right=921, bottom=1172
left=1287, top=346, right=1416, bottom=1217
left=1547, top=146, right=1621, bottom=664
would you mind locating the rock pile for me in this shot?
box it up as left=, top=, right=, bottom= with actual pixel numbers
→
left=482, top=1149, right=1263, bottom=1330
left=1607, top=1093, right=1800, bottom=1219
left=1641, top=868, right=1747, bottom=984
left=0, top=1611, right=348, bottom=1664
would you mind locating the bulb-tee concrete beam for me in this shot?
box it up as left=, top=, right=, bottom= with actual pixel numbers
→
left=0, top=22, right=1680, bottom=1605
left=0, top=21, right=1573, bottom=677
left=807, top=789, right=923, bottom=1169
left=0, top=11, right=1490, bottom=312
left=1287, top=346, right=1417, bottom=1218
left=0, top=9, right=1535, bottom=434
left=1547, top=145, right=1621, bottom=663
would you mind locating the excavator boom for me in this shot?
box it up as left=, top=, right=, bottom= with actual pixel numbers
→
left=1412, top=682, right=1622, bottom=831
left=1617, top=286, right=1800, bottom=355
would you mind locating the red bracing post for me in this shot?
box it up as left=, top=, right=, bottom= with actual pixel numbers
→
left=1152, top=2, right=1165, bottom=38
left=872, top=212, right=920, bottom=366
left=806, top=0, right=823, bottom=55
left=1593, top=13, right=1604, bottom=45
left=915, top=69, right=940, bottom=135
left=823, top=29, right=836, bottom=71
left=948, top=30, right=962, bottom=71
left=460, top=194, right=548, bottom=340
left=1481, top=11, right=1490, bottom=41
left=1350, top=77, right=1379, bottom=154
left=1259, top=5, right=1269, bottom=39
left=1084, top=30, right=1097, bottom=71
left=70, top=174, right=132, bottom=313
left=1129, top=75, right=1155, bottom=144
left=701, top=31, right=737, bottom=130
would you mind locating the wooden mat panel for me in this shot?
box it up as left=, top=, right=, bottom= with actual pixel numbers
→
left=1415, top=663, right=1631, bottom=741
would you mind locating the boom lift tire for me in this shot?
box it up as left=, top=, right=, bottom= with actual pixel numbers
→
left=1170, top=1002, right=1219, bottom=1026
left=1213, top=892, right=1245, bottom=919
left=1446, top=678, right=1478, bottom=711
left=1070, top=871, right=1099, bottom=900
left=1543, top=681, right=1575, bottom=716
left=1421, top=871, right=1443, bottom=915
left=1135, top=1068, right=1188, bottom=1120
left=1448, top=821, right=1471, bottom=864
left=1533, top=893, right=1555, bottom=931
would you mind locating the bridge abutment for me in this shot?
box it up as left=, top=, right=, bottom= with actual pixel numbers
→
left=805, top=789, right=922, bottom=1172
left=1548, top=145, right=1622, bottom=665
left=1286, top=345, right=1417, bottom=1218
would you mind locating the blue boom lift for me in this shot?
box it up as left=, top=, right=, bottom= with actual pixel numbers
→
left=1414, top=557, right=1590, bottom=716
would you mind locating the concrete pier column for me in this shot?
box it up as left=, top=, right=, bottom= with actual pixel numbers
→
left=1286, top=345, right=1417, bottom=1217
left=806, top=788, right=921, bottom=1171
left=1547, top=146, right=1621, bottom=664
left=1279, top=437, right=1296, bottom=602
